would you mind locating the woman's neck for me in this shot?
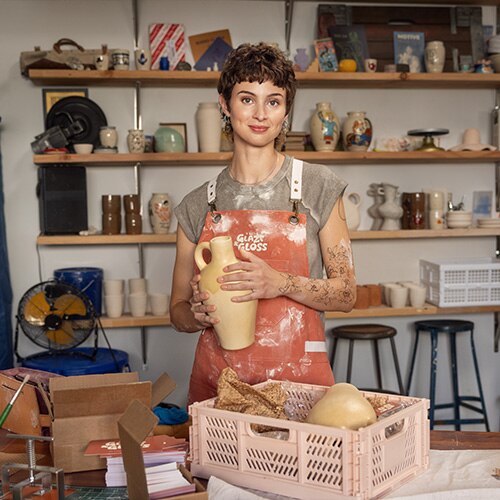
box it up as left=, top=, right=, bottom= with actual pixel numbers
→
left=229, top=145, right=284, bottom=185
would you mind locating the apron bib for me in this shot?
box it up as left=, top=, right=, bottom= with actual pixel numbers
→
left=188, top=159, right=334, bottom=404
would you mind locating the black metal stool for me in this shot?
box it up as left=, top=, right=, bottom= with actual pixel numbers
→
left=406, top=319, right=490, bottom=431
left=329, top=324, right=405, bottom=394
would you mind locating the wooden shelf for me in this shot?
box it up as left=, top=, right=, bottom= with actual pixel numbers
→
left=98, top=304, right=500, bottom=328
left=33, top=150, right=500, bottom=166
left=28, top=69, right=500, bottom=90
left=36, top=228, right=499, bottom=246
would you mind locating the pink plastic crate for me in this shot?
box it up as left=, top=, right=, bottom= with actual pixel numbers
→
left=189, top=381, right=429, bottom=499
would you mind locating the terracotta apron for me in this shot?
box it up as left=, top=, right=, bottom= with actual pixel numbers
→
left=188, top=159, right=334, bottom=404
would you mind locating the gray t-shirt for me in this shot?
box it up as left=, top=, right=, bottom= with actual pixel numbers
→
left=174, top=155, right=347, bottom=279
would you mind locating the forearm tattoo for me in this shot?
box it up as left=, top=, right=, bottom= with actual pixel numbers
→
left=279, top=240, right=355, bottom=307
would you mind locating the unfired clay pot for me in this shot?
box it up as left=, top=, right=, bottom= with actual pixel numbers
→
left=194, top=235, right=257, bottom=350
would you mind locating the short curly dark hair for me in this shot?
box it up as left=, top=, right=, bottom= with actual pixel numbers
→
left=217, top=42, right=296, bottom=114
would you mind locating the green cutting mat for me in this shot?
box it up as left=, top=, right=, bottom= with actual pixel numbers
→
left=65, top=486, right=128, bottom=499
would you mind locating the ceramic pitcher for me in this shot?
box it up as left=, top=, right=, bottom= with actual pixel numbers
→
left=194, top=235, right=257, bottom=350
left=309, top=102, right=340, bottom=151
left=344, top=192, right=362, bottom=231
left=342, top=111, right=373, bottom=152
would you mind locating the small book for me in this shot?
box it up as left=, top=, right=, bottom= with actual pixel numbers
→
left=393, top=32, right=425, bottom=73
left=315, top=38, right=338, bottom=72
left=327, top=25, right=369, bottom=72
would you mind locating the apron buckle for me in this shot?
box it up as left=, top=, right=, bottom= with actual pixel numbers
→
left=289, top=199, right=300, bottom=225
left=209, top=202, right=221, bottom=223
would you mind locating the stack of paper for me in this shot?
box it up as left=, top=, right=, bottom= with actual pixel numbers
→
left=146, top=462, right=196, bottom=499
left=84, top=435, right=189, bottom=489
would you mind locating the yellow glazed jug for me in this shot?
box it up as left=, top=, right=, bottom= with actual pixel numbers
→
left=194, top=235, right=257, bottom=350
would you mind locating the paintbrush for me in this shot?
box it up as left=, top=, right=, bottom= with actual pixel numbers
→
left=0, top=374, right=31, bottom=428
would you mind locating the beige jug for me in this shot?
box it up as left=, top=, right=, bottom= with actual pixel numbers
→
left=194, top=235, right=257, bottom=350
left=344, top=192, right=361, bottom=231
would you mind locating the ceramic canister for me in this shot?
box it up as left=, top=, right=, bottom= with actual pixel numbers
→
left=194, top=235, right=257, bottom=350
left=309, top=102, right=340, bottom=151
left=99, top=126, right=118, bottom=148
left=149, top=193, right=172, bottom=234
left=196, top=102, right=222, bottom=152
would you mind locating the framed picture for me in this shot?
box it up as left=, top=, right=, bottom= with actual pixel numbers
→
left=162, top=122, right=187, bottom=151
left=42, top=88, right=88, bottom=118
left=314, top=38, right=338, bottom=72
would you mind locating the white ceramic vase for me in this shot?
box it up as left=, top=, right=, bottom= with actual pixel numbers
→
left=196, top=102, right=222, bottom=152
left=378, top=183, right=403, bottom=230
left=148, top=193, right=171, bottom=234
left=309, top=102, right=340, bottom=151
left=425, top=41, right=445, bottom=73
left=194, top=235, right=257, bottom=350
left=344, top=193, right=362, bottom=231
left=126, top=129, right=145, bottom=153
left=342, top=111, right=373, bottom=152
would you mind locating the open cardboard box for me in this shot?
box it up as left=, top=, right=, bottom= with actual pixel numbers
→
left=49, top=371, right=175, bottom=473
left=118, top=399, right=207, bottom=500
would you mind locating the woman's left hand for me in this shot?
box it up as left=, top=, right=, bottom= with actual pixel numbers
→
left=218, top=249, right=282, bottom=301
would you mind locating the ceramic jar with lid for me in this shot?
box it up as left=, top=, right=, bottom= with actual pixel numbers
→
left=99, top=126, right=118, bottom=148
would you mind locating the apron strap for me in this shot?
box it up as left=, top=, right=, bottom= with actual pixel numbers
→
left=289, top=158, right=303, bottom=225
left=206, top=177, right=221, bottom=223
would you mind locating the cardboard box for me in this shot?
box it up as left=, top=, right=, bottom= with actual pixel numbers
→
left=118, top=399, right=207, bottom=500
left=49, top=372, right=175, bottom=473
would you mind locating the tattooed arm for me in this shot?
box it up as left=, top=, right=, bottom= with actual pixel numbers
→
left=219, top=196, right=357, bottom=312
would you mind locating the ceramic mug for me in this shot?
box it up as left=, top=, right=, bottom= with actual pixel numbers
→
left=112, top=50, right=130, bottom=70
left=129, top=292, right=148, bottom=317
left=105, top=294, right=125, bottom=318
left=129, top=278, right=147, bottom=294
left=149, top=293, right=169, bottom=316
left=409, top=285, right=427, bottom=308
left=103, top=279, right=125, bottom=295
left=364, top=58, right=377, bottom=72
left=95, top=53, right=109, bottom=71
left=389, top=286, right=408, bottom=308
left=134, top=48, right=151, bottom=70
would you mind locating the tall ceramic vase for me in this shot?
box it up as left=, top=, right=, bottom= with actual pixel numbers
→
left=148, top=193, right=171, bottom=234
left=196, top=102, right=222, bottom=152
left=425, top=41, right=445, bottom=73
left=194, top=235, right=257, bottom=350
left=378, top=183, right=403, bottom=230
left=309, top=102, right=340, bottom=151
left=342, top=111, right=373, bottom=152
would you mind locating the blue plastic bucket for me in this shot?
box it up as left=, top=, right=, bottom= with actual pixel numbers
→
left=54, top=267, right=103, bottom=315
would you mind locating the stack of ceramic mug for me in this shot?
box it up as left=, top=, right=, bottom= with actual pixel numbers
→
left=103, top=279, right=126, bottom=318
left=380, top=282, right=427, bottom=309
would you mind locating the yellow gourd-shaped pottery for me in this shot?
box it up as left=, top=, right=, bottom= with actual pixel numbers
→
left=194, top=235, right=257, bottom=350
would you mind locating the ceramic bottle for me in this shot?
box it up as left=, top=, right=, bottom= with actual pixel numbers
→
left=378, top=183, right=403, bottom=230
left=194, top=235, right=257, bottom=350
left=309, top=102, right=340, bottom=151
left=342, top=111, right=373, bottom=152
left=195, top=102, right=222, bottom=152
left=149, top=193, right=171, bottom=234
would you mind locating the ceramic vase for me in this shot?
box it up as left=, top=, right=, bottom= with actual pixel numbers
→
left=294, top=48, right=310, bottom=71
left=196, top=102, right=222, bottom=152
left=342, top=111, right=373, bottom=152
left=194, top=235, right=257, bottom=350
left=367, top=183, right=384, bottom=230
left=154, top=124, right=185, bottom=152
left=99, top=126, right=118, bottom=148
left=309, top=102, right=340, bottom=151
left=148, top=193, right=171, bottom=234
left=425, top=41, right=445, bottom=73
left=127, top=129, right=145, bottom=153
left=344, top=193, right=362, bottom=231
left=378, top=183, right=403, bottom=230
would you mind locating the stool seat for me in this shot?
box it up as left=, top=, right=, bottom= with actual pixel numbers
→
left=329, top=323, right=404, bottom=395
left=407, top=319, right=489, bottom=431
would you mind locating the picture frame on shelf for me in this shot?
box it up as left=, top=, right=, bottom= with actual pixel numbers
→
left=42, top=88, right=88, bottom=119
left=314, top=38, right=338, bottom=72
left=162, top=123, right=187, bottom=152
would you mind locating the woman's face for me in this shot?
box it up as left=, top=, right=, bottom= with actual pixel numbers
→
left=220, top=79, right=288, bottom=148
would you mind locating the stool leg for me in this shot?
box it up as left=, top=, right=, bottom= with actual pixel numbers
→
left=406, top=329, right=420, bottom=395
left=372, top=340, right=383, bottom=390
left=449, top=333, right=461, bottom=431
left=469, top=328, right=490, bottom=431
left=389, top=337, right=405, bottom=395
left=346, top=339, right=354, bottom=383
left=429, top=331, right=438, bottom=430
left=330, top=337, right=338, bottom=368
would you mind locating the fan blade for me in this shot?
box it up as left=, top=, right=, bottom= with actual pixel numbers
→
left=46, top=321, right=74, bottom=345
left=23, top=292, right=51, bottom=325
left=54, top=294, right=87, bottom=316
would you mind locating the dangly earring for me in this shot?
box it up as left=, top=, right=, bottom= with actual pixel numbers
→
left=275, top=118, right=290, bottom=150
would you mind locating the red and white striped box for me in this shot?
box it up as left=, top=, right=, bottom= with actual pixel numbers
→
left=149, top=23, right=186, bottom=70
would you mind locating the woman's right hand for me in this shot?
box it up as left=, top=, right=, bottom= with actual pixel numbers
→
left=189, top=274, right=219, bottom=327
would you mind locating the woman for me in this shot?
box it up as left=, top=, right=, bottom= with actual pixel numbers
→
left=170, top=42, right=356, bottom=404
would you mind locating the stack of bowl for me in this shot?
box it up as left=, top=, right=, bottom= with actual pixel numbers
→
left=446, top=211, right=473, bottom=229
left=488, top=35, right=500, bottom=72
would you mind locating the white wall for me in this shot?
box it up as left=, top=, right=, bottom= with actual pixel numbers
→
left=0, top=0, right=498, bottom=431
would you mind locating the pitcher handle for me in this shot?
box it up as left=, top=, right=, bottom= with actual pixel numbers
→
left=194, top=241, right=211, bottom=271
left=348, top=192, right=361, bottom=207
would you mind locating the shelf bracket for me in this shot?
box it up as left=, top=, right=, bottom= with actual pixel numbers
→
left=284, top=0, right=294, bottom=54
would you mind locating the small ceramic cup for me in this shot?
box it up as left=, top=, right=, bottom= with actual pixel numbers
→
left=149, top=293, right=169, bottom=316
left=409, top=285, right=427, bottom=308
left=105, top=294, right=125, bottom=318
left=95, top=53, right=109, bottom=71
left=389, top=286, right=409, bottom=308
left=129, top=292, right=148, bottom=317
left=112, top=50, right=130, bottom=70
left=364, top=58, right=377, bottom=72
left=129, top=278, right=147, bottom=294
left=103, top=279, right=125, bottom=296
left=134, top=48, right=151, bottom=70
left=382, top=283, right=401, bottom=306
